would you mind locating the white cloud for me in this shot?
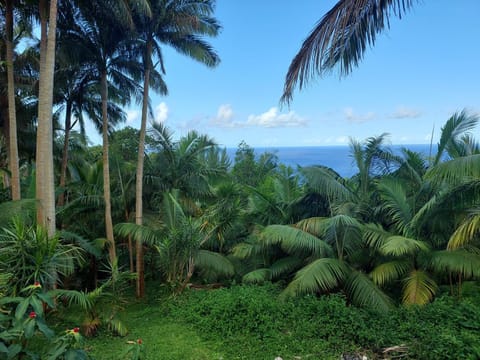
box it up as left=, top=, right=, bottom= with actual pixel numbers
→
left=126, top=110, right=140, bottom=123
left=210, top=104, right=235, bottom=127
left=246, top=107, right=307, bottom=128
left=389, top=106, right=422, bottom=119
left=343, top=107, right=376, bottom=123
left=154, top=102, right=169, bottom=123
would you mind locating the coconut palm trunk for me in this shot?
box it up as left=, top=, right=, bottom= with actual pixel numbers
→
left=36, top=0, right=58, bottom=236
left=57, top=101, right=73, bottom=208
left=5, top=0, right=21, bottom=200
left=100, top=70, right=116, bottom=264
left=135, top=40, right=152, bottom=298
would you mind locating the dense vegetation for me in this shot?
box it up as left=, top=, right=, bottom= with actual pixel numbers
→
left=1, top=1, right=480, bottom=359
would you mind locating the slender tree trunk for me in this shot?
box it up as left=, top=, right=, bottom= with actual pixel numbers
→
left=36, top=0, right=57, bottom=236
left=101, top=70, right=116, bottom=264
left=135, top=41, right=152, bottom=298
left=5, top=0, right=21, bottom=200
left=57, top=101, right=72, bottom=207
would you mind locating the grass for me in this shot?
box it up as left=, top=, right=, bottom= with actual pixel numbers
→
left=84, top=301, right=224, bottom=360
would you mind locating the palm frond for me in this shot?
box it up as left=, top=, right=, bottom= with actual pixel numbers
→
left=363, top=223, right=392, bottom=250
left=448, top=212, right=480, bottom=250
left=281, top=258, right=348, bottom=297
left=261, top=224, right=333, bottom=257
left=380, top=235, right=429, bottom=257
left=242, top=268, right=272, bottom=284
left=269, top=256, right=304, bottom=279
left=345, top=270, right=393, bottom=311
left=434, top=110, right=479, bottom=165
left=281, top=0, right=416, bottom=103
left=370, top=260, right=411, bottom=286
left=429, top=250, right=480, bottom=279
left=114, top=222, right=162, bottom=246
left=301, top=166, right=354, bottom=203
left=402, top=269, right=437, bottom=305
left=194, top=250, right=234, bottom=277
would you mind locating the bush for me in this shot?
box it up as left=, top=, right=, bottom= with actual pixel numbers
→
left=168, top=284, right=480, bottom=359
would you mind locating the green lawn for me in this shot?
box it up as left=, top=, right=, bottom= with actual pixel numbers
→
left=85, top=302, right=224, bottom=360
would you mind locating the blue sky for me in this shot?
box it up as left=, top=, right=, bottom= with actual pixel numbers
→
left=98, top=0, right=480, bottom=148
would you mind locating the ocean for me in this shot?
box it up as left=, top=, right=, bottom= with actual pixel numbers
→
left=226, top=144, right=433, bottom=178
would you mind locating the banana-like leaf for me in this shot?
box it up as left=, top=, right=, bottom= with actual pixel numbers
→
left=242, top=268, right=272, bottom=284
left=345, top=270, right=393, bottom=312
left=262, top=225, right=333, bottom=257
left=380, top=236, right=429, bottom=257
left=402, top=269, right=437, bottom=305
left=429, top=250, right=480, bottom=279
left=370, top=260, right=411, bottom=286
left=281, top=258, right=348, bottom=297
left=448, top=213, right=480, bottom=250
left=194, top=250, right=234, bottom=277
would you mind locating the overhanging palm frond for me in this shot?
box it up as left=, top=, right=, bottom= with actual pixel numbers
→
left=194, top=250, right=234, bottom=277
left=370, top=260, right=411, bottom=287
left=380, top=235, right=429, bottom=257
left=281, top=0, right=417, bottom=104
left=402, top=269, right=437, bottom=305
left=261, top=224, right=333, bottom=257
left=281, top=258, right=348, bottom=297
left=59, top=230, right=101, bottom=257
left=429, top=250, right=480, bottom=279
left=345, top=270, right=393, bottom=311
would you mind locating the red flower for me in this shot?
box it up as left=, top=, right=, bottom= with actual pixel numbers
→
left=29, top=311, right=36, bottom=319
left=33, top=281, right=41, bottom=288
left=137, top=339, right=143, bottom=345
left=73, top=327, right=80, bottom=333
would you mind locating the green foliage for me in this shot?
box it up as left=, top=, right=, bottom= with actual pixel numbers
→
left=0, top=284, right=91, bottom=359
left=168, top=284, right=480, bottom=360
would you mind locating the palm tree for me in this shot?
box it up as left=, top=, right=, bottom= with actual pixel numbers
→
left=281, top=0, right=418, bottom=104
left=61, top=1, right=146, bottom=264
left=2, top=0, right=20, bottom=200
left=132, top=0, right=220, bottom=297
left=36, top=0, right=58, bottom=236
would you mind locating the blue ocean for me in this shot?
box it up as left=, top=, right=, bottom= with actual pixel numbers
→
left=227, top=144, right=433, bottom=178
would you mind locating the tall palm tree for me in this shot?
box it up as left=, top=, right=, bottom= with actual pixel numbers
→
left=281, top=0, right=418, bottom=104
left=62, top=0, right=145, bottom=263
left=2, top=0, right=20, bottom=200
left=36, top=0, right=58, bottom=236
left=132, top=0, right=220, bottom=297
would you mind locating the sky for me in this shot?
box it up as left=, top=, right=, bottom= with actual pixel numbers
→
left=89, top=0, right=480, bottom=148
